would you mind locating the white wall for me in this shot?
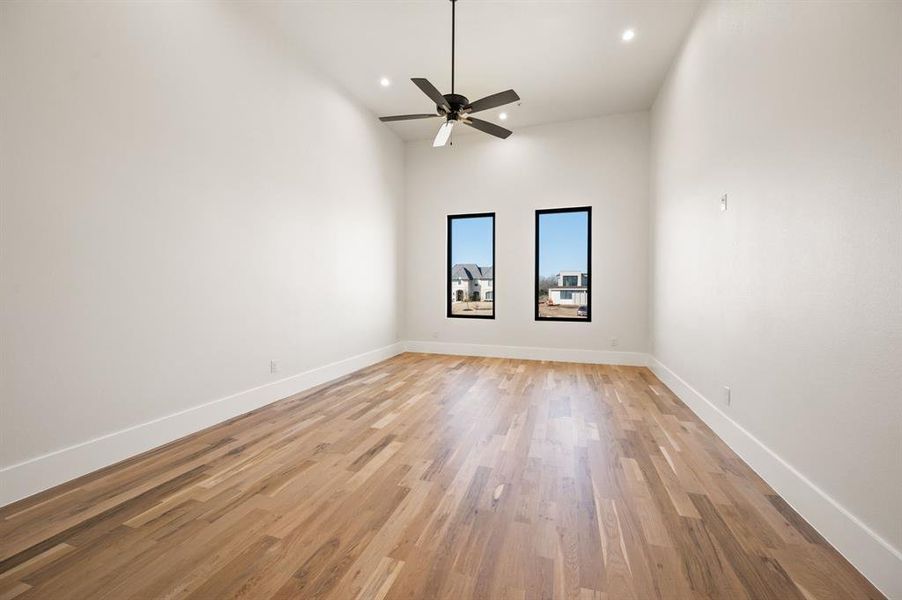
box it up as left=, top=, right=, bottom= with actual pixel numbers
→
left=650, top=0, right=902, bottom=594
left=0, top=2, right=404, bottom=501
left=404, top=113, right=649, bottom=361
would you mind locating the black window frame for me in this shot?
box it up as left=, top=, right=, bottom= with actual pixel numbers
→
left=447, top=212, right=496, bottom=320
left=534, top=206, right=592, bottom=322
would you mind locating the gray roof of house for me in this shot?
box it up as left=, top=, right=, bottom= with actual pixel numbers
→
left=450, top=264, right=493, bottom=280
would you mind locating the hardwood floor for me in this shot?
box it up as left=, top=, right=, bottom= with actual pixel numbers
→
left=0, top=353, right=884, bottom=599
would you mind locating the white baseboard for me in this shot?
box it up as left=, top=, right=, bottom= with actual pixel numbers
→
left=3, top=343, right=897, bottom=598
left=404, top=340, right=649, bottom=366
left=647, top=356, right=902, bottom=600
left=0, top=342, right=405, bottom=508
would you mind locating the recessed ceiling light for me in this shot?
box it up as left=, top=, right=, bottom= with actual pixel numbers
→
left=379, top=77, right=391, bottom=87
left=622, top=29, right=636, bottom=42
left=499, top=112, right=508, bottom=121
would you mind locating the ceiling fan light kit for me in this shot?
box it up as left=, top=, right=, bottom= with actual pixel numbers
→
left=379, top=0, right=520, bottom=147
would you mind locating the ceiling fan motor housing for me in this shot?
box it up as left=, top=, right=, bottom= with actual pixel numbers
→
left=440, top=94, right=469, bottom=118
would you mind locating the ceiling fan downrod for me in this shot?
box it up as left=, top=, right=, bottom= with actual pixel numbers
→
left=451, top=0, right=456, bottom=95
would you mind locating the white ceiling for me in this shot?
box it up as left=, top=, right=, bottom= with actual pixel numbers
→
left=243, top=1, right=701, bottom=142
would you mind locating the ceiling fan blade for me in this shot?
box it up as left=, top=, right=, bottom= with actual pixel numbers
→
left=464, top=117, right=512, bottom=139
left=464, top=89, right=520, bottom=114
left=433, top=121, right=455, bottom=147
left=379, top=114, right=440, bottom=122
left=411, top=78, right=452, bottom=113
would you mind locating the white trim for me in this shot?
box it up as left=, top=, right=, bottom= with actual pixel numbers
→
left=404, top=340, right=648, bottom=366
left=647, top=356, right=902, bottom=600
left=0, top=342, right=405, bottom=508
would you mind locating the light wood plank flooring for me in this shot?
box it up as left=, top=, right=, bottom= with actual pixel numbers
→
left=0, top=353, right=884, bottom=599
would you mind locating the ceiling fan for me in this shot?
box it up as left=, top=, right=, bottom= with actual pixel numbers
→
left=379, top=0, right=520, bottom=147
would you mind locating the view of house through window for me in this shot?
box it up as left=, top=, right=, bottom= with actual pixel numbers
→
left=536, top=207, right=591, bottom=321
left=447, top=213, right=495, bottom=319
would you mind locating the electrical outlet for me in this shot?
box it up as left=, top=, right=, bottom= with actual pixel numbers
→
left=720, top=193, right=728, bottom=212
left=270, top=360, right=280, bottom=374
left=722, top=386, right=731, bottom=406
left=610, top=337, right=619, bottom=347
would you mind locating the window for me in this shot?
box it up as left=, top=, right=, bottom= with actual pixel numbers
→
left=447, top=213, right=495, bottom=319
left=535, top=206, right=591, bottom=321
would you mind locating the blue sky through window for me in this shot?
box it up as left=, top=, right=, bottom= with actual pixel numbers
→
left=538, top=210, right=588, bottom=278
left=451, top=216, right=493, bottom=267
